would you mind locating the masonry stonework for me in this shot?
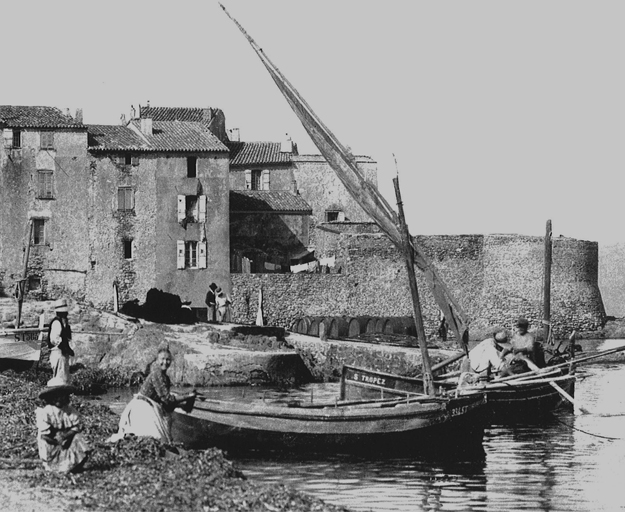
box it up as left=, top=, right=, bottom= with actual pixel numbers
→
left=231, top=233, right=605, bottom=339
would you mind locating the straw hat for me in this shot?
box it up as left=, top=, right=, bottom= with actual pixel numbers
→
left=38, top=384, right=76, bottom=401
left=53, top=298, right=69, bottom=313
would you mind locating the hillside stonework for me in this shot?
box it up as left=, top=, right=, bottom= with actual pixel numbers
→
left=231, top=233, right=605, bottom=339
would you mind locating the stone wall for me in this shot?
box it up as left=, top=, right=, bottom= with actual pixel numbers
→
left=231, top=233, right=605, bottom=339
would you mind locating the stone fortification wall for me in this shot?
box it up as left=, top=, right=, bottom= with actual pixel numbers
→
left=231, top=233, right=605, bottom=339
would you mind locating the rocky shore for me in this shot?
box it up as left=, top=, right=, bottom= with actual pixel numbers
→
left=0, top=370, right=350, bottom=512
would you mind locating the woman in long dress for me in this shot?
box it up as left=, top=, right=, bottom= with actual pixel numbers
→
left=108, top=348, right=195, bottom=443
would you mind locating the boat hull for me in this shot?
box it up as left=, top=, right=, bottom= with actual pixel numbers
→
left=172, top=393, right=487, bottom=457
left=0, top=330, right=42, bottom=371
left=340, top=365, right=575, bottom=423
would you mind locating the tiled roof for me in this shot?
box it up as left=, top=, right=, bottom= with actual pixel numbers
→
left=139, top=106, right=211, bottom=123
left=87, top=121, right=228, bottom=152
left=0, top=106, right=83, bottom=128
left=132, top=121, right=228, bottom=152
left=230, top=190, right=312, bottom=214
left=228, top=142, right=293, bottom=167
left=87, top=125, right=148, bottom=151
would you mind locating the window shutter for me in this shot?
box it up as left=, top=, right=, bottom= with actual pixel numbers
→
left=198, top=242, right=207, bottom=268
left=245, top=170, right=252, bottom=190
left=129, top=188, right=135, bottom=210
left=338, top=211, right=345, bottom=221
left=262, top=170, right=270, bottom=190
left=177, top=195, right=185, bottom=222
left=177, top=240, right=185, bottom=269
left=131, top=155, right=139, bottom=166
left=193, top=198, right=200, bottom=221
left=198, top=195, right=207, bottom=222
left=118, top=188, right=124, bottom=210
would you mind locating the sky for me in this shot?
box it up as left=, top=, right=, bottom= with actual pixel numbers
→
left=3, top=1, right=625, bottom=245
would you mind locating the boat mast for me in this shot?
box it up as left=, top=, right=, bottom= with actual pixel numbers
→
left=393, top=173, right=435, bottom=395
left=219, top=3, right=471, bottom=354
left=543, top=220, right=553, bottom=345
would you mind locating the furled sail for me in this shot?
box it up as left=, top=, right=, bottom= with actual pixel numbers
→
left=220, top=4, right=469, bottom=349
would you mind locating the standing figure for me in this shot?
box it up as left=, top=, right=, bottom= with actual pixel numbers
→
left=437, top=310, right=448, bottom=341
left=205, top=282, right=218, bottom=323
left=216, top=288, right=231, bottom=323
left=47, top=298, right=74, bottom=386
left=36, top=384, right=91, bottom=473
left=107, top=348, right=196, bottom=444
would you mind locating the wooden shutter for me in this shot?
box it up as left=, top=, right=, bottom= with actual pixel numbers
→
left=245, top=170, right=252, bottom=190
left=262, top=170, right=270, bottom=190
left=198, top=242, right=207, bottom=268
left=177, top=195, right=185, bottom=222
left=198, top=195, right=207, bottom=222
left=338, top=211, right=345, bottom=221
left=177, top=240, right=185, bottom=269
left=131, top=155, right=139, bottom=166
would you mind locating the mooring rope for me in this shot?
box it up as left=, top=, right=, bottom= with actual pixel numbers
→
left=552, top=414, right=622, bottom=441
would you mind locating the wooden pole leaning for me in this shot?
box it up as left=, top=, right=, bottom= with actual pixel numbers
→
left=393, top=175, right=435, bottom=396
left=16, top=220, right=33, bottom=329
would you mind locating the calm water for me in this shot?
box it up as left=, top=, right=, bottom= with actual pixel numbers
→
left=104, top=339, right=625, bottom=512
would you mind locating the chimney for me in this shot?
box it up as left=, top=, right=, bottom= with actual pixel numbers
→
left=292, top=179, right=298, bottom=194
left=130, top=105, right=136, bottom=119
left=228, top=128, right=240, bottom=142
left=120, top=114, right=126, bottom=126
left=140, top=118, right=153, bottom=136
left=75, top=108, right=83, bottom=124
left=281, top=133, right=293, bottom=153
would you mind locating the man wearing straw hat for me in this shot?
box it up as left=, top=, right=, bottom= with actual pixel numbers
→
left=47, top=298, right=74, bottom=385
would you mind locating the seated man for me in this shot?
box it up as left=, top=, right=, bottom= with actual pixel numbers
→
left=499, top=317, right=545, bottom=376
left=458, top=330, right=508, bottom=384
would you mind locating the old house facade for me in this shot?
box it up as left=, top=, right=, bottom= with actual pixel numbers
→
left=0, top=106, right=90, bottom=301
left=1, top=105, right=231, bottom=310
left=227, top=137, right=379, bottom=272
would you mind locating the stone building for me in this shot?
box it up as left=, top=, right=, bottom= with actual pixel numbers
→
left=1, top=105, right=231, bottom=309
left=227, top=136, right=378, bottom=272
left=0, top=106, right=90, bottom=300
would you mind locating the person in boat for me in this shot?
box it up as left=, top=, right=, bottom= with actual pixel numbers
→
left=459, top=330, right=509, bottom=382
left=107, top=348, right=196, bottom=444
left=499, top=317, right=546, bottom=376
left=36, top=382, right=91, bottom=473
left=47, top=298, right=74, bottom=386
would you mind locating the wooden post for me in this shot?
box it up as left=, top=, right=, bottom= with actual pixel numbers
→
left=16, top=220, right=33, bottom=329
left=393, top=177, right=435, bottom=395
left=543, top=220, right=552, bottom=345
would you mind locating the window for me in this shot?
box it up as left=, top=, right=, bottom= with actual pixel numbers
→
left=12, top=129, right=21, bottom=149
left=185, top=241, right=197, bottom=268
left=117, top=154, right=139, bottom=166
left=187, top=157, right=197, bottom=178
left=123, top=239, right=133, bottom=259
left=37, top=170, right=54, bottom=199
left=40, top=131, right=54, bottom=150
left=117, top=187, right=134, bottom=211
left=28, top=276, right=41, bottom=291
left=32, top=219, right=46, bottom=245
left=251, top=170, right=262, bottom=190
left=177, top=240, right=207, bottom=269
left=177, top=195, right=206, bottom=223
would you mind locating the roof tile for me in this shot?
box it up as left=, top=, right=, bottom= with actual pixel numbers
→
left=0, top=105, right=82, bottom=128
left=230, top=190, right=312, bottom=214
left=228, top=142, right=292, bottom=167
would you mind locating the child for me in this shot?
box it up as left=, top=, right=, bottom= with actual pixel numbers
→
left=36, top=383, right=91, bottom=473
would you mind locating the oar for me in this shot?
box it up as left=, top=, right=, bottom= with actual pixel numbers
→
left=518, top=355, right=590, bottom=414
left=547, top=343, right=625, bottom=371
